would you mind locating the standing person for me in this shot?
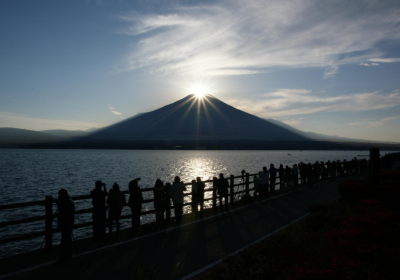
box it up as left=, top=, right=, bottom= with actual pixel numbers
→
left=193, top=177, right=205, bottom=216
left=260, top=167, right=270, bottom=195
left=217, top=173, right=229, bottom=210
left=91, top=181, right=107, bottom=242
left=107, top=183, right=126, bottom=237
left=170, top=176, right=186, bottom=223
left=128, top=178, right=143, bottom=232
left=153, top=179, right=167, bottom=228
left=269, top=164, right=277, bottom=192
left=55, top=189, right=75, bottom=265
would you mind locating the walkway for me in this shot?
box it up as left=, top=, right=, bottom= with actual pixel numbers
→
left=2, top=175, right=361, bottom=280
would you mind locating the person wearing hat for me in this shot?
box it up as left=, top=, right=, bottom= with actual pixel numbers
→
left=55, top=188, right=75, bottom=264
left=170, top=176, right=186, bottom=223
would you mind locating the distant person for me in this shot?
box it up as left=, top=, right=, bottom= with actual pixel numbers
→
left=153, top=179, right=167, bottom=228
left=170, top=176, right=186, bottom=223
left=269, top=164, right=277, bottom=192
left=260, top=166, right=270, bottom=194
left=217, top=173, right=229, bottom=210
left=107, top=183, right=126, bottom=237
left=91, top=181, right=107, bottom=242
left=193, top=177, right=205, bottom=216
left=128, top=178, right=143, bottom=232
left=55, top=188, right=75, bottom=265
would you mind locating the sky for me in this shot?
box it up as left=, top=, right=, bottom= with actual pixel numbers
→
left=1, top=0, right=400, bottom=142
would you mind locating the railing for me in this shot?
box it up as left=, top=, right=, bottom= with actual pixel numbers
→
left=0, top=159, right=371, bottom=251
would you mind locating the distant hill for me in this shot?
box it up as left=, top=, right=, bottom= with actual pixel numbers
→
left=41, top=129, right=88, bottom=138
left=0, top=128, right=62, bottom=144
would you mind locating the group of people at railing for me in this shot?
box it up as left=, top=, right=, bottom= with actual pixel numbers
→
left=53, top=157, right=368, bottom=264
left=252, top=158, right=369, bottom=201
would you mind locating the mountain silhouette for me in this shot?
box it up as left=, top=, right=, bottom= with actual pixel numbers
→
left=87, top=94, right=306, bottom=141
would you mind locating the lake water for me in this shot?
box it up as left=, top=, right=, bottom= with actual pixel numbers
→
left=0, top=149, right=390, bottom=258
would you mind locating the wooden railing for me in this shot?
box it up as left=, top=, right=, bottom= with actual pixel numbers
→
left=0, top=159, right=370, bottom=251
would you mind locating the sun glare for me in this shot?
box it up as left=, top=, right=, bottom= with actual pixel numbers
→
left=191, top=85, right=209, bottom=98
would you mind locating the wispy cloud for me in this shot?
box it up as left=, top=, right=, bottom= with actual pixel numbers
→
left=348, top=115, right=400, bottom=127
left=116, top=0, right=400, bottom=78
left=0, top=112, right=105, bottom=131
left=278, top=118, right=304, bottom=126
left=368, top=58, right=400, bottom=63
left=106, top=104, right=123, bottom=117
left=226, top=89, right=400, bottom=118
left=360, top=57, right=400, bottom=66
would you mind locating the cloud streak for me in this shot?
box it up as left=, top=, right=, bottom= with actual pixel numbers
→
left=348, top=115, right=400, bottom=127
left=226, top=89, right=400, bottom=118
left=117, top=0, right=400, bottom=78
left=106, top=104, right=123, bottom=117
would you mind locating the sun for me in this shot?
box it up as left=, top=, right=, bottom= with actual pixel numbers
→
left=191, top=85, right=209, bottom=98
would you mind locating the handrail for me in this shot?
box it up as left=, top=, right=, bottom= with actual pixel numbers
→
left=0, top=158, right=371, bottom=251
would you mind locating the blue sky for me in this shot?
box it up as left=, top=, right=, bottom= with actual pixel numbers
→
left=1, top=0, right=400, bottom=142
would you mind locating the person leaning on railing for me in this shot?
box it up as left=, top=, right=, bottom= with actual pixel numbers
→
left=153, top=179, right=167, bottom=228
left=128, top=178, right=143, bottom=232
left=91, top=181, right=107, bottom=242
left=217, top=173, right=229, bottom=210
left=55, top=188, right=75, bottom=265
left=107, top=183, right=126, bottom=238
left=193, top=177, right=205, bottom=217
left=170, top=176, right=186, bottom=224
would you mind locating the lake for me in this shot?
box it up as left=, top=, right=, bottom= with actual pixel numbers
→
left=0, top=149, right=389, bottom=258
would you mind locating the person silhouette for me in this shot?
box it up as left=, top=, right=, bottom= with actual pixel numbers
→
left=107, top=183, right=126, bottom=237
left=55, top=188, right=75, bottom=265
left=128, top=178, right=143, bottom=232
left=170, top=176, right=186, bottom=223
left=217, top=173, right=229, bottom=210
left=193, top=177, right=205, bottom=216
left=269, top=164, right=277, bottom=193
left=153, top=179, right=167, bottom=228
left=91, top=181, right=107, bottom=242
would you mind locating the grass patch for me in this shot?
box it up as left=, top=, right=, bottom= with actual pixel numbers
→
left=196, top=199, right=400, bottom=280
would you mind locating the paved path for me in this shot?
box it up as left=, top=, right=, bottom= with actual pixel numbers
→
left=3, top=175, right=361, bottom=280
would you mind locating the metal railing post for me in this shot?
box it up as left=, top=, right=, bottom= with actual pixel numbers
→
left=370, top=147, right=380, bottom=187
left=191, top=180, right=196, bottom=214
left=45, top=195, right=53, bottom=250
left=212, top=177, right=217, bottom=209
left=245, top=173, right=250, bottom=195
left=165, top=183, right=171, bottom=222
left=230, top=175, right=234, bottom=204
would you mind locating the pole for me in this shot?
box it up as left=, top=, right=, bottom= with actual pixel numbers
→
left=245, top=173, right=250, bottom=195
left=212, top=177, right=217, bottom=210
left=191, top=180, right=196, bottom=215
left=230, top=175, right=234, bottom=205
left=165, top=183, right=171, bottom=222
left=370, top=147, right=380, bottom=187
left=45, top=195, right=53, bottom=250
